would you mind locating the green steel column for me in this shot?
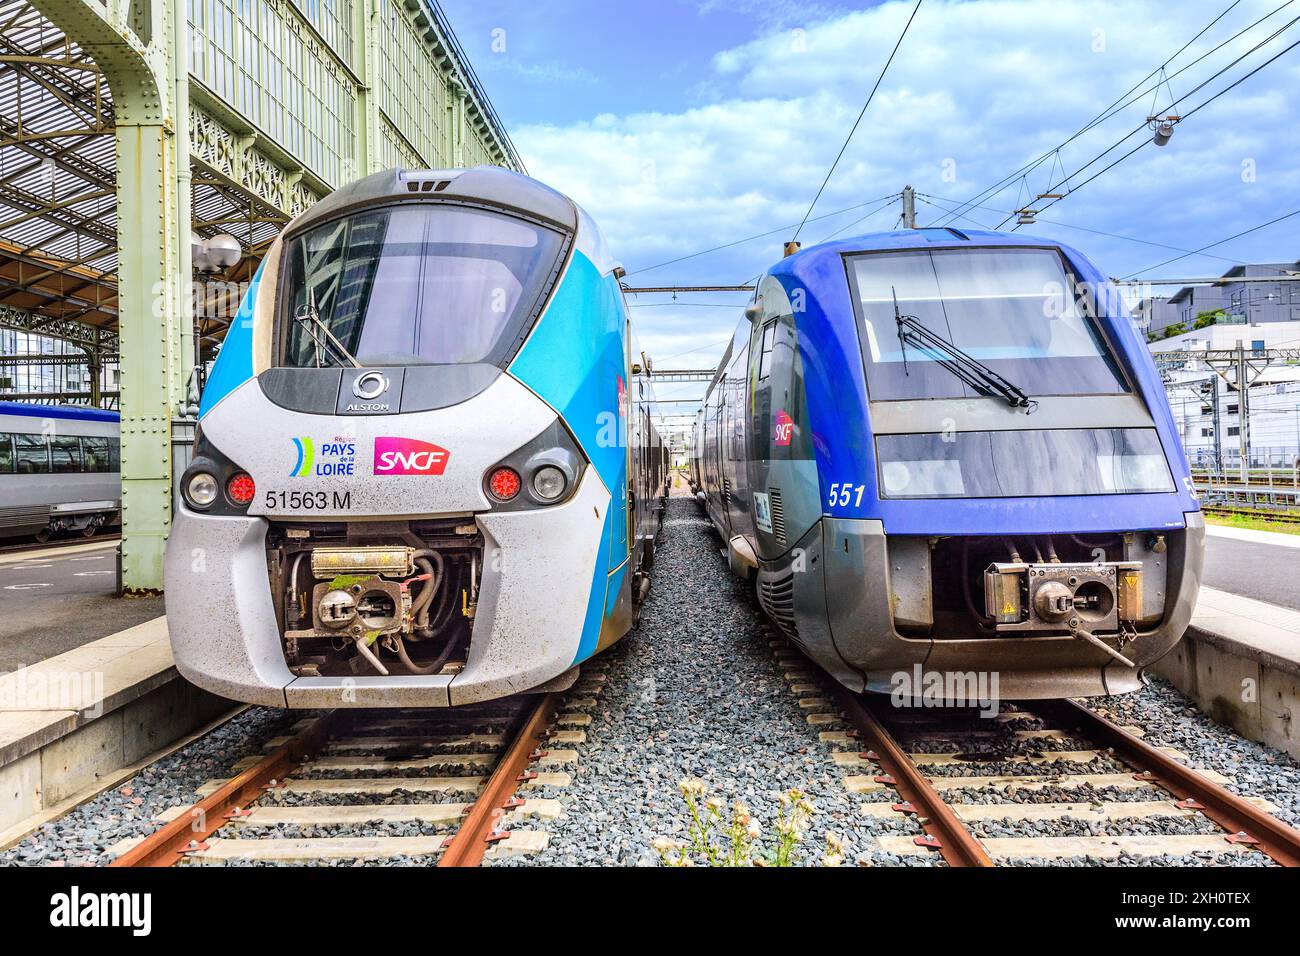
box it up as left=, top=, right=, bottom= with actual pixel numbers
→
left=32, top=0, right=192, bottom=591
left=354, top=0, right=375, bottom=177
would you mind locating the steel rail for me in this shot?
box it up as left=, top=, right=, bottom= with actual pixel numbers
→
left=438, top=692, right=559, bottom=867
left=831, top=684, right=993, bottom=867
left=1043, top=698, right=1300, bottom=867
left=109, top=711, right=343, bottom=868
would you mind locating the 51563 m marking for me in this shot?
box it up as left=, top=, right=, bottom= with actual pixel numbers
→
left=264, top=490, right=352, bottom=511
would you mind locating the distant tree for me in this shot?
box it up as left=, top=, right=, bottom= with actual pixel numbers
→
left=1193, top=309, right=1226, bottom=330
left=1160, top=322, right=1187, bottom=339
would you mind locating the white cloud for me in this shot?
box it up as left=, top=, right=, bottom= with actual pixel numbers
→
left=514, top=0, right=1300, bottom=373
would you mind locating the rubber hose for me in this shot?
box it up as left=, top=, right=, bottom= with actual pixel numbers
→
left=394, top=631, right=458, bottom=676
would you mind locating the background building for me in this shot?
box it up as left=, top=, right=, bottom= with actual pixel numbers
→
left=1144, top=261, right=1300, bottom=340
left=1151, top=320, right=1300, bottom=470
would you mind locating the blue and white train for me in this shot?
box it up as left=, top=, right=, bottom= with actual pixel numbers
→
left=690, top=229, right=1204, bottom=699
left=0, top=401, right=120, bottom=541
left=165, top=166, right=667, bottom=708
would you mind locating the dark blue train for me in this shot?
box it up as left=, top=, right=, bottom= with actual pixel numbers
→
left=689, top=229, right=1203, bottom=699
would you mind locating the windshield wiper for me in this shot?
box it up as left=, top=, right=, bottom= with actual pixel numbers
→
left=294, top=289, right=361, bottom=369
left=892, top=288, right=1034, bottom=411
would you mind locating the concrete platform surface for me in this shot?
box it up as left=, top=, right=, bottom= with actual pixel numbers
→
left=0, top=617, right=172, bottom=760
left=1204, top=523, right=1300, bottom=612
left=0, top=616, right=231, bottom=833
left=1190, top=587, right=1300, bottom=676
left=0, top=540, right=163, bottom=671
left=1157, top=586, right=1300, bottom=759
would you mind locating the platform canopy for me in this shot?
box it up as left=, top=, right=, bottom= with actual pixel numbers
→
left=0, top=0, right=523, bottom=589
left=0, top=0, right=523, bottom=354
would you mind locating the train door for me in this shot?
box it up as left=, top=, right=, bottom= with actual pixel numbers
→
left=722, top=349, right=751, bottom=535
left=706, top=394, right=726, bottom=532
left=747, top=277, right=817, bottom=556
left=616, top=318, right=633, bottom=565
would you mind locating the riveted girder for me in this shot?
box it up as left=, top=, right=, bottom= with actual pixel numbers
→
left=29, top=0, right=191, bottom=590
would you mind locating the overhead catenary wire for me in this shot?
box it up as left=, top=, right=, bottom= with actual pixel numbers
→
left=1122, top=206, right=1300, bottom=279
left=917, top=192, right=1296, bottom=276
left=935, top=0, right=1294, bottom=228
left=814, top=193, right=904, bottom=245
left=791, top=0, right=924, bottom=241
left=999, top=24, right=1300, bottom=231
left=626, top=192, right=901, bottom=277
left=631, top=5, right=1277, bottom=286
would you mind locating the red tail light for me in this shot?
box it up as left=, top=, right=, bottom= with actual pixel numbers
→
left=488, top=466, right=521, bottom=501
left=227, top=472, right=256, bottom=506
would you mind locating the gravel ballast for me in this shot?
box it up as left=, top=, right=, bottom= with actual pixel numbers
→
left=496, top=496, right=1300, bottom=868
left=5, top=497, right=1298, bottom=869
left=493, top=498, right=931, bottom=867
left=1, top=706, right=300, bottom=866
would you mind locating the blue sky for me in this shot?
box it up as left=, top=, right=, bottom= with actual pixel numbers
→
left=440, top=0, right=1300, bottom=413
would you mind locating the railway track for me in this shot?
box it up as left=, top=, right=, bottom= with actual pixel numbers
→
left=771, top=637, right=1300, bottom=867
left=1194, top=473, right=1300, bottom=489
left=106, top=680, right=599, bottom=867
left=1201, top=503, right=1300, bottom=524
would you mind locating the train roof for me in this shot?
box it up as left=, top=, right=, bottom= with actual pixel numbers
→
left=773, top=227, right=1088, bottom=273
left=285, top=165, right=578, bottom=238
left=0, top=401, right=119, bottom=423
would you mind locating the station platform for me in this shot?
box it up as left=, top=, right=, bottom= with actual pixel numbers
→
left=0, top=539, right=163, bottom=671
left=1156, top=586, right=1300, bottom=760
left=0, top=615, right=233, bottom=844
left=1154, top=523, right=1300, bottom=760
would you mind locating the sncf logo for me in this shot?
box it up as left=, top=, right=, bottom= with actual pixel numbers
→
left=374, top=437, right=450, bottom=477
left=773, top=410, right=794, bottom=447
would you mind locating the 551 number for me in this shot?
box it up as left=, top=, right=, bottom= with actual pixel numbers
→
left=826, top=482, right=865, bottom=508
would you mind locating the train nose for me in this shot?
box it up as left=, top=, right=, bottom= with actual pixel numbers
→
left=165, top=369, right=615, bottom=708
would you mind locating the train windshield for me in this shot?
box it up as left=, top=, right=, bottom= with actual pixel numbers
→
left=847, top=247, right=1127, bottom=401
left=279, top=203, right=566, bottom=368
left=876, top=428, right=1175, bottom=498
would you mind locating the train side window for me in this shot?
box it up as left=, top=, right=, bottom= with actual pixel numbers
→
left=757, top=321, right=777, bottom=380
left=81, top=436, right=111, bottom=473
left=0, top=433, right=13, bottom=473
left=51, top=435, right=81, bottom=473
left=109, top=439, right=121, bottom=472
left=14, top=433, right=50, bottom=474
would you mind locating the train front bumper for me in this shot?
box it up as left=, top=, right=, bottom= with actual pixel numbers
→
left=815, top=512, right=1205, bottom=699
left=163, top=465, right=611, bottom=707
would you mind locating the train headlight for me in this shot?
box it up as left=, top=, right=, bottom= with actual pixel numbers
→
left=532, top=465, right=567, bottom=501
left=186, top=472, right=219, bottom=509
left=488, top=466, right=522, bottom=501
left=226, top=472, right=256, bottom=507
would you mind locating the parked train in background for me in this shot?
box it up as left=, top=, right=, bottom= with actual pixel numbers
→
left=0, top=401, right=120, bottom=541
left=166, top=166, right=668, bottom=709
left=690, top=229, right=1203, bottom=699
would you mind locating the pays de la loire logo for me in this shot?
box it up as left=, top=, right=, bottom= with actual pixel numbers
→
left=773, top=410, right=794, bottom=447
left=374, top=437, right=450, bottom=477
left=292, top=437, right=357, bottom=477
